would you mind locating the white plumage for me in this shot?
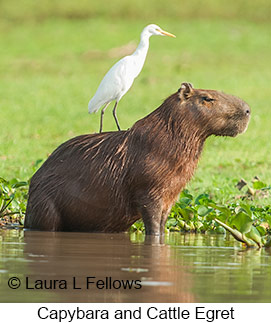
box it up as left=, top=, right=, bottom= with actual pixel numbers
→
left=88, top=24, right=176, bottom=132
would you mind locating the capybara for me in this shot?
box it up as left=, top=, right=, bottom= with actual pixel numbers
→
left=24, top=83, right=251, bottom=235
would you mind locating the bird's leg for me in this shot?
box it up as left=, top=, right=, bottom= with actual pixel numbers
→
left=99, top=102, right=110, bottom=133
left=113, top=102, right=121, bottom=131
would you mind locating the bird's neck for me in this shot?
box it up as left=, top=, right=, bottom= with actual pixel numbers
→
left=133, top=31, right=150, bottom=60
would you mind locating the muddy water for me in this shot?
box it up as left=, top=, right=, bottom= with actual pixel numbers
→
left=0, top=229, right=271, bottom=303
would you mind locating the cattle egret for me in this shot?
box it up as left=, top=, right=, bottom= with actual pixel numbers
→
left=88, top=24, right=176, bottom=132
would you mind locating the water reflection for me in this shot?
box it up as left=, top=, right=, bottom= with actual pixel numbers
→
left=0, top=229, right=271, bottom=302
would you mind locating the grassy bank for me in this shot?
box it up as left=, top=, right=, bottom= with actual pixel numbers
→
left=0, top=0, right=270, bottom=23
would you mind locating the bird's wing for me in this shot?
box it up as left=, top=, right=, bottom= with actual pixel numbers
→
left=99, top=56, right=135, bottom=96
left=112, top=56, right=138, bottom=93
left=88, top=56, right=136, bottom=113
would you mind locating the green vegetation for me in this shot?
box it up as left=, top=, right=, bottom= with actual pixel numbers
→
left=131, top=179, right=271, bottom=247
left=0, top=1, right=270, bottom=244
left=0, top=178, right=28, bottom=226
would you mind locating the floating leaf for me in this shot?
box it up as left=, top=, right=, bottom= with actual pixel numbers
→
left=179, top=197, right=191, bottom=207
left=239, top=203, right=252, bottom=216
left=245, top=226, right=263, bottom=247
left=195, top=193, right=209, bottom=205
left=180, top=190, right=193, bottom=200
left=179, top=208, right=194, bottom=221
left=166, top=218, right=178, bottom=228
left=206, top=212, right=216, bottom=221
left=197, top=205, right=209, bottom=216
left=256, top=225, right=266, bottom=236
left=231, top=212, right=253, bottom=234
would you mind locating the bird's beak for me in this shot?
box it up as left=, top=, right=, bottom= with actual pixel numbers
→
left=158, top=29, right=176, bottom=38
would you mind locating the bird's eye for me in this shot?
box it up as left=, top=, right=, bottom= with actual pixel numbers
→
left=202, top=96, right=215, bottom=102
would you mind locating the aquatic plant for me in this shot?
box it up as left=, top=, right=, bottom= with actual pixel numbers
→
left=131, top=179, right=271, bottom=248
left=1, top=170, right=270, bottom=248
left=0, top=177, right=28, bottom=226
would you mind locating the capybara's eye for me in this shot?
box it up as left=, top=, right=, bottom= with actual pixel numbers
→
left=202, top=96, right=215, bottom=102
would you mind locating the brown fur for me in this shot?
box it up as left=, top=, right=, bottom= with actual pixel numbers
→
left=24, top=83, right=251, bottom=235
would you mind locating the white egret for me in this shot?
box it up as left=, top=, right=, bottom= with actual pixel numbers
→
left=88, top=24, right=176, bottom=133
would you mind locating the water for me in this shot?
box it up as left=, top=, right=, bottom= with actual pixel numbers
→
left=0, top=229, right=271, bottom=302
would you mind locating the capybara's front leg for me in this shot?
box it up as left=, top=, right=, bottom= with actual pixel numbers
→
left=159, top=203, right=174, bottom=235
left=140, top=201, right=163, bottom=235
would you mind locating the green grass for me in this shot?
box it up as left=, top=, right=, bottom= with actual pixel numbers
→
left=0, top=0, right=270, bottom=23
left=0, top=1, right=270, bottom=211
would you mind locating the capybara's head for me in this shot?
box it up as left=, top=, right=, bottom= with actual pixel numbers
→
left=175, top=82, right=251, bottom=137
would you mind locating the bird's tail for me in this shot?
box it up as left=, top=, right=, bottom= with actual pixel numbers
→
left=88, top=98, right=100, bottom=113
left=88, top=97, right=103, bottom=114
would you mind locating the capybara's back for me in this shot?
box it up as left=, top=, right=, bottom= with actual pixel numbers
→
left=25, top=131, right=139, bottom=232
left=25, top=83, right=250, bottom=235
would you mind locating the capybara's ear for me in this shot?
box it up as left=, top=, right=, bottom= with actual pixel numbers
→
left=178, top=82, right=194, bottom=100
